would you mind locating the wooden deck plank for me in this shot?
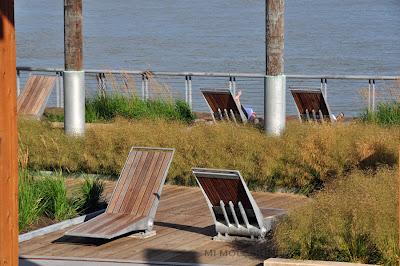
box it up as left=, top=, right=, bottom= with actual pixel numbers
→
left=20, top=184, right=308, bottom=265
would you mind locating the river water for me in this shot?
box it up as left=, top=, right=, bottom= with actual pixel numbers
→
left=15, top=0, right=400, bottom=115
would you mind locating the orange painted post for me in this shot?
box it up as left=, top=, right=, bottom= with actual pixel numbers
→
left=0, top=0, right=19, bottom=265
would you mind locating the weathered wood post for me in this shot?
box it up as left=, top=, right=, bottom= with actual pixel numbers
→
left=64, top=0, right=85, bottom=135
left=264, top=0, right=286, bottom=135
left=0, top=1, right=19, bottom=265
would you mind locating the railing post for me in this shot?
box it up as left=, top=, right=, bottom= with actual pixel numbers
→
left=372, top=79, right=376, bottom=112
left=232, top=76, right=236, bottom=96
left=145, top=75, right=149, bottom=100
left=185, top=75, right=188, bottom=103
left=229, top=76, right=233, bottom=92
left=16, top=69, right=20, bottom=96
left=368, top=79, right=371, bottom=111
left=56, top=72, right=60, bottom=107
left=188, top=75, right=192, bottom=109
left=324, top=78, right=327, bottom=100
left=141, top=74, right=145, bottom=100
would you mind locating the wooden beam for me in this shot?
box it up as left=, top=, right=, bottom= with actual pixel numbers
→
left=266, top=0, right=285, bottom=76
left=64, top=0, right=83, bottom=71
left=0, top=0, right=19, bottom=265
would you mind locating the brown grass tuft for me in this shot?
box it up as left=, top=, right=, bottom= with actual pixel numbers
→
left=18, top=119, right=399, bottom=194
left=274, top=168, right=398, bottom=264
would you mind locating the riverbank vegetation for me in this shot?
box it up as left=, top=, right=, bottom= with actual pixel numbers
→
left=361, top=101, right=400, bottom=126
left=18, top=118, right=399, bottom=195
left=44, top=94, right=195, bottom=124
left=275, top=168, right=397, bottom=264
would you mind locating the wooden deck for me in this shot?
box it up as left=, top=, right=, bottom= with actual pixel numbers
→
left=20, top=182, right=308, bottom=266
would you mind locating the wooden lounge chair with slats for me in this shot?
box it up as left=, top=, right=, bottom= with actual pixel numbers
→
left=192, top=168, right=286, bottom=241
left=290, top=88, right=334, bottom=123
left=201, top=88, right=248, bottom=123
left=65, top=147, right=175, bottom=239
left=17, top=75, right=56, bottom=118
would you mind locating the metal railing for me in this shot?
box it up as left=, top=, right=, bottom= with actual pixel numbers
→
left=16, top=66, right=400, bottom=117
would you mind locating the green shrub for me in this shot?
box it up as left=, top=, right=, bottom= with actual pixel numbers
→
left=36, top=175, right=78, bottom=221
left=274, top=168, right=398, bottom=264
left=18, top=170, right=45, bottom=231
left=18, top=172, right=78, bottom=231
left=76, top=177, right=106, bottom=214
left=44, top=94, right=195, bottom=123
left=361, top=102, right=400, bottom=125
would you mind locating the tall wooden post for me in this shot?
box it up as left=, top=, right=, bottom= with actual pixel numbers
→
left=0, top=1, right=19, bottom=265
left=266, top=0, right=284, bottom=76
left=264, top=0, right=286, bottom=135
left=64, top=0, right=85, bottom=135
left=64, top=0, right=83, bottom=71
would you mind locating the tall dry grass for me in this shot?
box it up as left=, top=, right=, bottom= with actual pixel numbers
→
left=275, top=168, right=398, bottom=264
left=18, top=119, right=399, bottom=194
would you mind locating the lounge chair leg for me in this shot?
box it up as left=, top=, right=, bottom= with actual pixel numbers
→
left=223, top=109, right=230, bottom=121
left=311, top=109, right=317, bottom=122
left=229, top=109, right=238, bottom=124
left=128, top=230, right=156, bottom=239
left=318, top=109, right=325, bottom=123
left=305, top=109, right=311, bottom=123
left=218, top=108, right=224, bottom=120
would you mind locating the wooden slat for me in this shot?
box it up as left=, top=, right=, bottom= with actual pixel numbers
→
left=141, top=152, right=173, bottom=216
left=111, top=151, right=149, bottom=213
left=127, top=152, right=160, bottom=215
left=106, top=151, right=141, bottom=213
left=17, top=75, right=56, bottom=117
left=118, top=151, right=153, bottom=213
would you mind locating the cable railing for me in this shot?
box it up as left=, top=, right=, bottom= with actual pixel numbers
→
left=16, top=66, right=400, bottom=117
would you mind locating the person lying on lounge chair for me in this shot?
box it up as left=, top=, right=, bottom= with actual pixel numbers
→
left=330, top=112, right=345, bottom=122
left=234, top=90, right=258, bottom=122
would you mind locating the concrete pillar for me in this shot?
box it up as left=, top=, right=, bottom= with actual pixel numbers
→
left=264, top=0, right=285, bottom=135
left=64, top=0, right=85, bottom=135
left=64, top=71, right=85, bottom=135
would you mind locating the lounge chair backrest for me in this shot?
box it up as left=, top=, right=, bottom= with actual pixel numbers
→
left=17, top=75, right=56, bottom=118
left=107, top=147, right=175, bottom=218
left=290, top=88, right=333, bottom=122
left=201, top=89, right=247, bottom=123
left=192, top=168, right=264, bottom=232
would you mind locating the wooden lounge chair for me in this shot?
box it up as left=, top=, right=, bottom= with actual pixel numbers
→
left=65, top=147, right=175, bottom=239
left=192, top=168, right=286, bottom=241
left=17, top=75, right=56, bottom=118
left=290, top=88, right=334, bottom=123
left=201, top=88, right=248, bottom=123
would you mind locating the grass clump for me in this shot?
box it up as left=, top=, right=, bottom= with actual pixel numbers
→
left=19, top=171, right=78, bottom=231
left=44, top=94, right=195, bottom=123
left=361, top=102, right=400, bottom=126
left=274, top=168, right=398, bottom=264
left=19, top=171, right=106, bottom=232
left=75, top=177, right=106, bottom=214
left=18, top=119, right=399, bottom=194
